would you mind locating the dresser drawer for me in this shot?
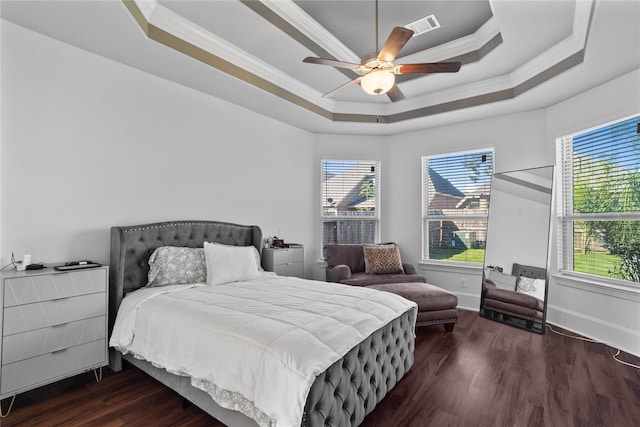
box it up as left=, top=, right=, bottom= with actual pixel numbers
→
left=2, top=316, right=106, bottom=364
left=262, top=247, right=304, bottom=278
left=270, top=248, right=304, bottom=265
left=3, top=269, right=107, bottom=307
left=273, top=262, right=304, bottom=278
left=3, top=293, right=106, bottom=336
left=1, top=339, right=106, bottom=395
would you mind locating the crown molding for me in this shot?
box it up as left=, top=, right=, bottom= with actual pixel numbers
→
left=395, top=0, right=593, bottom=113
left=401, top=15, right=501, bottom=64
left=127, top=0, right=329, bottom=108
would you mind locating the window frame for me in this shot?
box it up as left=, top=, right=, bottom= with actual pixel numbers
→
left=556, top=114, right=640, bottom=288
left=421, top=148, right=494, bottom=265
left=320, top=159, right=381, bottom=253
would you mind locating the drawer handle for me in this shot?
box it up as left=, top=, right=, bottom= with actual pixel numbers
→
left=51, top=348, right=68, bottom=355
left=52, top=297, right=69, bottom=302
left=52, top=322, right=69, bottom=328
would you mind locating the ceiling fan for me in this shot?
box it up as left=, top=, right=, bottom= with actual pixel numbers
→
left=303, top=0, right=462, bottom=102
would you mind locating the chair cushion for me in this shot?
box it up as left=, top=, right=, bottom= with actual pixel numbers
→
left=341, top=273, right=426, bottom=286
left=484, top=287, right=541, bottom=310
left=368, top=282, right=458, bottom=312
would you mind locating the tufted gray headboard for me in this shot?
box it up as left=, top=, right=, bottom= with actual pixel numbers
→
left=108, top=220, right=262, bottom=370
left=511, top=263, right=546, bottom=281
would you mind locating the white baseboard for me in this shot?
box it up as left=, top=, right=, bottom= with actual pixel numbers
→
left=454, top=291, right=480, bottom=312
left=547, top=304, right=640, bottom=357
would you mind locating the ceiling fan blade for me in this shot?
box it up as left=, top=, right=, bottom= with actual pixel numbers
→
left=322, top=76, right=364, bottom=98
left=396, top=62, right=462, bottom=74
left=386, top=84, right=405, bottom=102
left=303, top=57, right=362, bottom=70
left=378, top=27, right=414, bottom=62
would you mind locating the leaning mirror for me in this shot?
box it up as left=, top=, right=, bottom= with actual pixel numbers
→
left=479, top=166, right=554, bottom=334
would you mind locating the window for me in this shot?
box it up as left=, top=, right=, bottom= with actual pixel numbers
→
left=422, top=149, right=494, bottom=264
left=557, top=114, right=640, bottom=284
left=321, top=160, right=379, bottom=249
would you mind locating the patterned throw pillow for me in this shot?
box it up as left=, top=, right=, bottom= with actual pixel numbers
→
left=147, top=246, right=207, bottom=287
left=363, top=245, right=405, bottom=275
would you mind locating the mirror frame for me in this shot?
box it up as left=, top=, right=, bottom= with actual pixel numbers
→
left=479, top=165, right=555, bottom=334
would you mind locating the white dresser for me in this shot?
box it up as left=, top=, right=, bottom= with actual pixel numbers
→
left=0, top=266, right=108, bottom=401
left=261, top=247, right=304, bottom=278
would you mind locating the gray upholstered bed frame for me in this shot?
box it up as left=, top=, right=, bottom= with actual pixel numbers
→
left=108, top=220, right=415, bottom=427
left=511, top=262, right=546, bottom=283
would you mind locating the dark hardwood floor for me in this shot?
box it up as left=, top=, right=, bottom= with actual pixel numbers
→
left=2, top=310, right=639, bottom=427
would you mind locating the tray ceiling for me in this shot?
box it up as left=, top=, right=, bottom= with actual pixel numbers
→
left=2, top=1, right=639, bottom=135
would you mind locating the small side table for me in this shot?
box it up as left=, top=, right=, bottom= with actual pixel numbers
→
left=261, top=246, right=304, bottom=278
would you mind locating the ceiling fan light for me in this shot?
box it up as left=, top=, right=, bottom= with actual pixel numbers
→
left=361, top=70, right=395, bottom=95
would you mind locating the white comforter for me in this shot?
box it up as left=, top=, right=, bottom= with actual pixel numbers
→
left=110, top=273, right=417, bottom=427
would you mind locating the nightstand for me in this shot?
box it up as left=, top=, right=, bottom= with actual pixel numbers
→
left=0, top=266, right=109, bottom=407
left=262, top=247, right=304, bottom=278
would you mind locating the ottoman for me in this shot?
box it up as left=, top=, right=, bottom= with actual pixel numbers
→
left=368, top=282, right=458, bottom=332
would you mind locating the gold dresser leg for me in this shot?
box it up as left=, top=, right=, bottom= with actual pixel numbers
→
left=0, top=394, right=16, bottom=418
left=93, top=366, right=103, bottom=383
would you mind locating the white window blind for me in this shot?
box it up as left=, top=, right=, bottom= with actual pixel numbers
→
left=557, top=114, right=640, bottom=283
left=423, top=149, right=493, bottom=264
left=321, top=160, right=380, bottom=247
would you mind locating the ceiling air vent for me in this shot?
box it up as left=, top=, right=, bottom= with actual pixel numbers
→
left=405, top=14, right=441, bottom=37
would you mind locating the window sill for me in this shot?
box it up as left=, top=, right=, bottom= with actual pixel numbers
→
left=553, top=272, right=640, bottom=302
left=418, top=260, right=483, bottom=274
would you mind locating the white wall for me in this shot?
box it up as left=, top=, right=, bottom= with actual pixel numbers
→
left=545, top=69, right=640, bottom=356
left=1, top=22, right=315, bottom=275
left=383, top=109, right=551, bottom=309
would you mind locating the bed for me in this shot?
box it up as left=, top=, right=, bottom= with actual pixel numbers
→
left=108, top=221, right=417, bottom=427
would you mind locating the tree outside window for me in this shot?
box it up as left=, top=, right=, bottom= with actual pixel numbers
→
left=558, top=115, right=640, bottom=284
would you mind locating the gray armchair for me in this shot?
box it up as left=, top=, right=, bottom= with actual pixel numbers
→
left=324, top=243, right=426, bottom=286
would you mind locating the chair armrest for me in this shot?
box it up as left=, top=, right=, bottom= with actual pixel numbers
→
left=327, top=265, right=352, bottom=283
left=483, top=279, right=496, bottom=289
left=402, top=263, right=418, bottom=275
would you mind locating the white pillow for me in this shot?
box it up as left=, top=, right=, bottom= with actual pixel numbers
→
left=517, top=277, right=544, bottom=292
left=204, top=242, right=261, bottom=285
